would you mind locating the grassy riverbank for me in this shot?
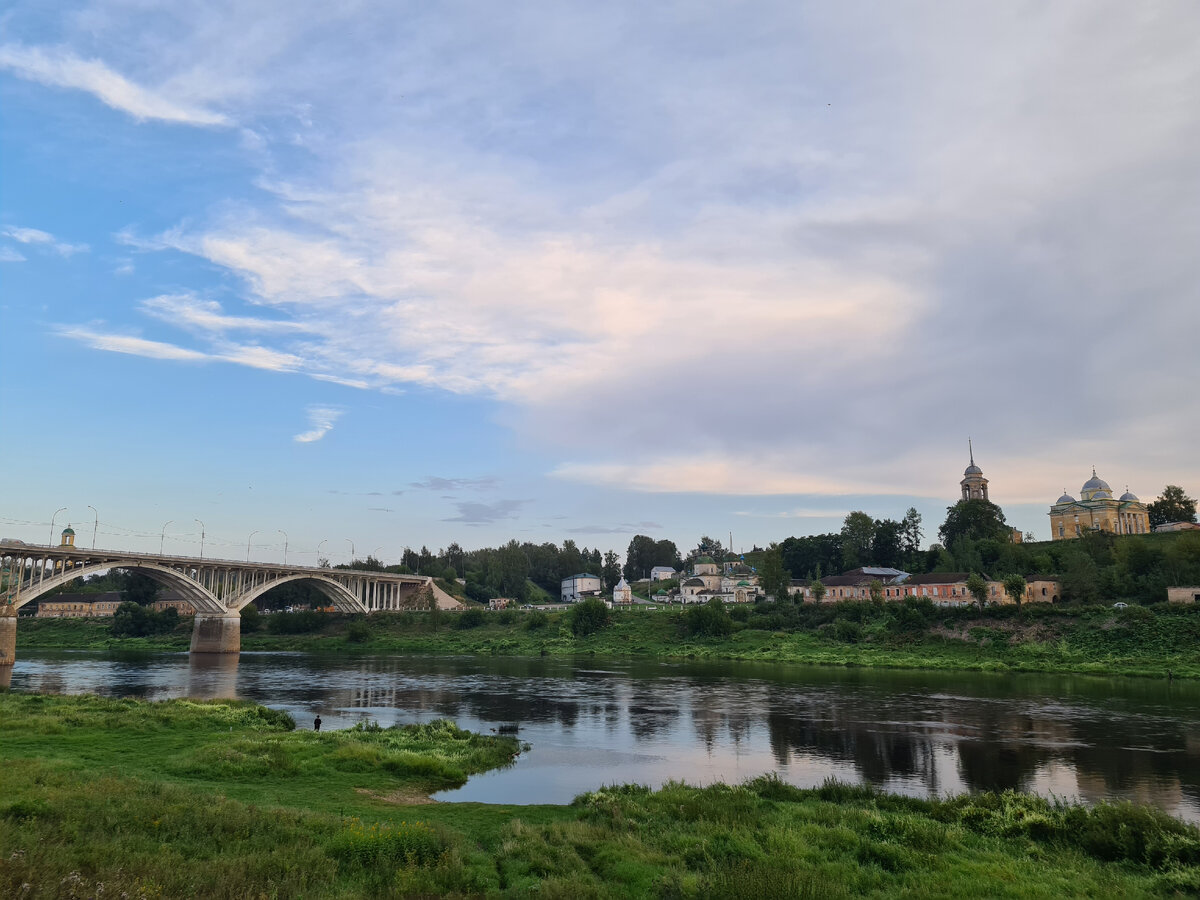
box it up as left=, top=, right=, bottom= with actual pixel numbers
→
left=3, top=693, right=1199, bottom=898
left=17, top=599, right=1200, bottom=678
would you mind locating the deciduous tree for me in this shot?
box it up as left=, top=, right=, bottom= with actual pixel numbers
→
left=1147, top=485, right=1197, bottom=528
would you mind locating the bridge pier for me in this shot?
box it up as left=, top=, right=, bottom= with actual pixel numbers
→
left=0, top=608, right=15, bottom=668
left=189, top=613, right=241, bottom=655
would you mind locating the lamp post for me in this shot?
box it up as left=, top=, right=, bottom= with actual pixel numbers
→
left=159, top=520, right=174, bottom=556
left=195, top=519, right=206, bottom=559
left=49, top=507, right=67, bottom=546
left=345, top=539, right=355, bottom=567
left=247, top=530, right=260, bottom=562
left=317, top=539, right=328, bottom=567
left=278, top=530, right=289, bottom=565
left=87, top=505, right=98, bottom=550
left=372, top=546, right=383, bottom=564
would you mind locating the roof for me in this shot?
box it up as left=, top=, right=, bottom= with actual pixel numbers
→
left=736, top=580, right=750, bottom=586
left=683, top=577, right=705, bottom=586
left=694, top=555, right=716, bottom=564
left=614, top=578, right=629, bottom=589
left=650, top=566, right=675, bottom=572
left=563, top=573, right=601, bottom=583
left=903, top=573, right=972, bottom=586
left=821, top=574, right=876, bottom=587
left=61, top=526, right=75, bottom=535
left=843, top=567, right=908, bottom=578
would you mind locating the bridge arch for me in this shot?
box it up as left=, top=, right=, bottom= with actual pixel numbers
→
left=10, top=560, right=226, bottom=615
left=231, top=573, right=367, bottom=614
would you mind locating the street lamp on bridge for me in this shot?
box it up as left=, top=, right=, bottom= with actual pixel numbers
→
left=345, top=539, right=355, bottom=566
left=160, top=521, right=173, bottom=556
left=317, top=539, right=328, bottom=567
left=247, top=530, right=260, bottom=562
left=278, top=530, right=289, bottom=565
left=87, top=505, right=98, bottom=550
left=195, top=519, right=206, bottom=559
left=49, top=508, right=67, bottom=546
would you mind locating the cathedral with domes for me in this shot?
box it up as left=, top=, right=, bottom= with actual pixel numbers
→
left=1049, top=469, right=1149, bottom=540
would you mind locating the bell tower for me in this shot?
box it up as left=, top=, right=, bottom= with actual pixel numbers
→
left=960, top=440, right=989, bottom=502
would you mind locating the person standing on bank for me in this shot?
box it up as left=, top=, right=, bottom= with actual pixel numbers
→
left=313, top=715, right=322, bottom=732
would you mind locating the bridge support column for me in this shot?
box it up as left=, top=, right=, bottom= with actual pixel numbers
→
left=0, top=608, right=16, bottom=668
left=190, top=613, right=241, bottom=655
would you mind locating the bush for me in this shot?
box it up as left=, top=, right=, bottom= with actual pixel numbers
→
left=456, top=608, right=485, bottom=630
left=239, top=603, right=262, bottom=633
left=110, top=601, right=180, bottom=638
left=684, top=598, right=734, bottom=637
left=570, top=599, right=611, bottom=637
left=524, top=610, right=549, bottom=630
left=346, top=619, right=372, bottom=643
left=266, top=610, right=328, bottom=634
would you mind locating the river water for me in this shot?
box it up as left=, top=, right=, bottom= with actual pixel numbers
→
left=8, top=651, right=1200, bottom=820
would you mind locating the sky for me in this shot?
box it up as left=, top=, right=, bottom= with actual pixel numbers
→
left=1, top=1, right=1198, bottom=566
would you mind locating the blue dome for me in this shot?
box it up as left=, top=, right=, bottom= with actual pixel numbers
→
left=1082, top=473, right=1112, bottom=494
left=964, top=465, right=983, bottom=476
left=1057, top=493, right=1075, bottom=504
left=1120, top=490, right=1139, bottom=502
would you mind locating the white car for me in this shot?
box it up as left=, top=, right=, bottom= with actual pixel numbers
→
left=1112, top=602, right=1128, bottom=609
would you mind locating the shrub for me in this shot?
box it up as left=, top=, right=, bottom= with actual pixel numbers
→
left=267, top=610, right=327, bottom=634
left=524, top=610, right=550, bottom=630
left=239, top=603, right=262, bottom=633
left=328, top=818, right=448, bottom=869
left=570, top=599, right=611, bottom=637
left=456, top=608, right=486, bottom=629
left=683, top=598, right=733, bottom=637
left=346, top=619, right=372, bottom=643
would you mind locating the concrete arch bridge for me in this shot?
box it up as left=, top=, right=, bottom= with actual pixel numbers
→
left=0, top=539, right=458, bottom=665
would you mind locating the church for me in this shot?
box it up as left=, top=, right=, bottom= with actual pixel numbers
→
left=1049, top=469, right=1149, bottom=540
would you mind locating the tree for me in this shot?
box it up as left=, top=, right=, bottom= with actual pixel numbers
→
left=570, top=598, right=610, bottom=636
left=684, top=597, right=733, bottom=637
left=757, top=543, right=790, bottom=602
left=965, top=573, right=989, bottom=610
left=601, top=550, right=622, bottom=589
left=1003, top=574, right=1027, bottom=609
left=939, top=500, right=1009, bottom=548
left=868, top=579, right=884, bottom=603
left=901, top=507, right=924, bottom=562
left=1148, top=485, right=1197, bottom=528
left=810, top=578, right=826, bottom=603
left=840, top=512, right=875, bottom=570
left=871, top=519, right=904, bottom=569
left=496, top=540, right=530, bottom=600
left=119, top=571, right=160, bottom=606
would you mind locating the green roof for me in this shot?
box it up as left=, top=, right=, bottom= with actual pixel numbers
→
left=695, top=555, right=715, bottom=564
left=61, top=526, right=75, bottom=535
left=737, top=580, right=750, bottom=586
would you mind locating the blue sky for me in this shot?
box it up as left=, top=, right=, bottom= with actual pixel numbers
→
left=2, top=1, right=1198, bottom=564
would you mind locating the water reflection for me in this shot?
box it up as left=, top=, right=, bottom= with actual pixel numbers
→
left=9, top=652, right=1200, bottom=820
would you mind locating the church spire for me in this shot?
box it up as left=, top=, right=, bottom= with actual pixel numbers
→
left=969, top=437, right=974, bottom=468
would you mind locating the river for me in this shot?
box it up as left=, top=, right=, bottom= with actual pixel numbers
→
left=8, top=651, right=1200, bottom=820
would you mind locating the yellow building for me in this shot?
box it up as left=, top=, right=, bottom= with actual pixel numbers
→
left=1049, top=469, right=1149, bottom=540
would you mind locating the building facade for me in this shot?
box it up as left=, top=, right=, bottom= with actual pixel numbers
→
left=560, top=573, right=602, bottom=602
left=1049, top=469, right=1149, bottom=540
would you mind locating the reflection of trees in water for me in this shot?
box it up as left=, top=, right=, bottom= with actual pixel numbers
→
left=627, top=682, right=681, bottom=741
left=766, top=707, right=937, bottom=787
left=243, top=655, right=1200, bottom=810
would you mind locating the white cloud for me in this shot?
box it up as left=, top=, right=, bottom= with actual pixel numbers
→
left=1, top=225, right=88, bottom=256
left=0, top=247, right=25, bottom=263
left=57, top=327, right=208, bottom=362
left=141, top=293, right=313, bottom=334
left=29, top=2, right=1200, bottom=509
left=0, top=43, right=228, bottom=126
left=293, top=406, right=341, bottom=443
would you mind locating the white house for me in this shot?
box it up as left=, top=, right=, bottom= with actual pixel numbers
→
left=650, top=566, right=676, bottom=581
left=561, top=573, right=602, bottom=602
left=613, top=577, right=633, bottom=605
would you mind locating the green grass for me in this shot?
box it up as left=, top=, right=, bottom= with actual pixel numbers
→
left=3, top=694, right=1198, bottom=897
left=17, top=599, right=1200, bottom=678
